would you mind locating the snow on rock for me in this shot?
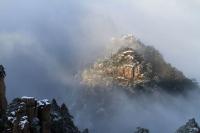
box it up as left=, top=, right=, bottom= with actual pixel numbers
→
left=4, top=97, right=82, bottom=133
left=19, top=116, right=29, bottom=129
left=37, top=99, right=50, bottom=107
left=21, top=96, right=35, bottom=99
left=82, top=34, right=196, bottom=93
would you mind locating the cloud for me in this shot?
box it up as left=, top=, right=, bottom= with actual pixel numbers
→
left=0, top=32, right=35, bottom=57
left=72, top=87, right=200, bottom=133
left=0, top=0, right=200, bottom=132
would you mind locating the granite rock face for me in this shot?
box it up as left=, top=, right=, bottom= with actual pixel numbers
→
left=4, top=97, right=81, bottom=133
left=81, top=34, right=197, bottom=92
left=0, top=65, right=84, bottom=133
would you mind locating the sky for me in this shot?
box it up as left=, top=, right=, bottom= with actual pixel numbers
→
left=0, top=0, right=200, bottom=132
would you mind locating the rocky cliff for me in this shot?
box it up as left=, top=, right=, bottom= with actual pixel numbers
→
left=81, top=34, right=197, bottom=93
left=176, top=118, right=200, bottom=133
left=3, top=96, right=82, bottom=133
left=0, top=65, right=85, bottom=133
left=0, top=65, right=7, bottom=112
left=0, top=65, right=7, bottom=132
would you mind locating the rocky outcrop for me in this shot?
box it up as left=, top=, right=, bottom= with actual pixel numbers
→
left=0, top=65, right=7, bottom=112
left=81, top=34, right=197, bottom=92
left=134, top=121, right=200, bottom=133
left=0, top=65, right=85, bottom=133
left=0, top=65, right=7, bottom=132
left=176, top=118, right=200, bottom=133
left=4, top=97, right=81, bottom=133
left=131, top=119, right=200, bottom=133
left=82, top=47, right=147, bottom=87
left=134, top=127, right=149, bottom=133
left=6, top=97, right=50, bottom=132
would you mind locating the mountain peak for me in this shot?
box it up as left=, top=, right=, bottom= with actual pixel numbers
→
left=81, top=35, right=196, bottom=93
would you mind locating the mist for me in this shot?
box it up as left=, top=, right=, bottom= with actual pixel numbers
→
left=72, top=87, right=200, bottom=133
left=0, top=0, right=200, bottom=132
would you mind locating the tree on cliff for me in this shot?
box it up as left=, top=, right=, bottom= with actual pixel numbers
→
left=0, top=65, right=6, bottom=78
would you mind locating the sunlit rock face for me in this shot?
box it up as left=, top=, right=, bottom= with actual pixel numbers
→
left=81, top=34, right=196, bottom=92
